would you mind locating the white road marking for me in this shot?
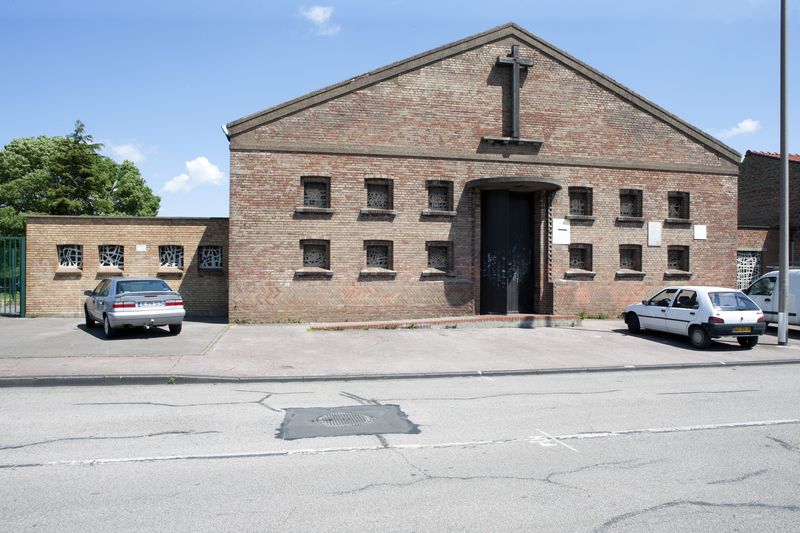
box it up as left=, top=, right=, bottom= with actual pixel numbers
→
left=535, top=429, right=579, bottom=452
left=3, top=418, right=797, bottom=469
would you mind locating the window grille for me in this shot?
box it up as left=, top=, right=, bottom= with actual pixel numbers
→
left=667, top=246, right=689, bottom=271
left=302, top=177, right=330, bottom=208
left=619, top=190, right=643, bottom=217
left=303, top=243, right=329, bottom=269
left=198, top=246, right=223, bottom=270
left=367, top=181, right=391, bottom=209
left=668, top=192, right=690, bottom=219
left=159, top=245, right=184, bottom=269
left=569, top=244, right=592, bottom=270
left=568, top=187, right=592, bottom=216
left=736, top=251, right=761, bottom=290
left=58, top=245, right=82, bottom=269
left=427, top=181, right=452, bottom=211
left=98, top=245, right=124, bottom=268
left=427, top=245, right=450, bottom=270
left=619, top=245, right=642, bottom=271
left=366, top=244, right=390, bottom=268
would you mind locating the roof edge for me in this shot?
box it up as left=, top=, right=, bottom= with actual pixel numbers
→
left=226, top=22, right=741, bottom=164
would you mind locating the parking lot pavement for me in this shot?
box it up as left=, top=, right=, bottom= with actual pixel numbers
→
left=0, top=317, right=227, bottom=358
left=0, top=318, right=799, bottom=383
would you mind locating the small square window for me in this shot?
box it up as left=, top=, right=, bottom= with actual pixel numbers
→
left=569, top=187, right=592, bottom=216
left=427, top=181, right=453, bottom=211
left=619, top=189, right=643, bottom=218
left=619, top=245, right=642, bottom=271
left=668, top=192, right=690, bottom=219
left=198, top=245, right=223, bottom=270
left=366, top=179, right=392, bottom=210
left=365, top=241, right=392, bottom=269
left=58, top=244, right=83, bottom=269
left=302, top=240, right=330, bottom=270
left=159, top=245, right=184, bottom=269
left=302, top=177, right=330, bottom=208
left=426, top=242, right=452, bottom=271
left=667, top=246, right=690, bottom=271
left=569, top=244, right=592, bottom=271
left=98, top=245, right=123, bottom=269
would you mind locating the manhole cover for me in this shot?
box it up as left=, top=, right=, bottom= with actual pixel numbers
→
left=314, top=411, right=374, bottom=427
left=276, top=404, right=420, bottom=440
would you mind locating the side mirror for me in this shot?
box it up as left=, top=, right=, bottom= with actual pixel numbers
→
left=84, top=290, right=94, bottom=297
left=641, top=300, right=649, bottom=306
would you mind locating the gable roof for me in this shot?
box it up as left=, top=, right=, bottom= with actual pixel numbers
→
left=226, top=22, right=740, bottom=164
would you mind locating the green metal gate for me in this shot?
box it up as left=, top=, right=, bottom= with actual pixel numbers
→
left=0, top=237, right=25, bottom=317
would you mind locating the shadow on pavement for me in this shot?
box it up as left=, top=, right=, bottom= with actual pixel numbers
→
left=77, top=323, right=174, bottom=341
left=610, top=328, right=756, bottom=352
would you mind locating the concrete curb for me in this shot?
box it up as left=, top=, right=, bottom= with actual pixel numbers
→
left=2, top=358, right=800, bottom=387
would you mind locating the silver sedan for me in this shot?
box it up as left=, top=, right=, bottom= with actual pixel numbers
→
left=84, top=277, right=185, bottom=338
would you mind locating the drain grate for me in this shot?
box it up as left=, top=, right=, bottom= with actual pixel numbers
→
left=314, top=411, right=375, bottom=428
left=276, top=404, right=420, bottom=440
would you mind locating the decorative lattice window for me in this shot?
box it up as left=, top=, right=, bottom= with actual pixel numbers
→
left=737, top=251, right=761, bottom=290
left=365, top=241, right=392, bottom=269
left=620, top=189, right=643, bottom=217
left=159, top=245, right=184, bottom=269
left=366, top=179, right=392, bottom=209
left=98, top=245, right=124, bottom=269
left=57, top=245, right=83, bottom=269
left=569, top=187, right=592, bottom=216
left=668, top=191, right=690, bottom=219
left=569, top=244, right=592, bottom=270
left=667, top=246, right=689, bottom=271
left=427, top=181, right=453, bottom=211
left=198, top=245, right=223, bottom=270
left=302, top=240, right=330, bottom=269
left=302, top=177, right=330, bottom=208
left=619, top=245, right=642, bottom=271
left=427, top=242, right=451, bottom=271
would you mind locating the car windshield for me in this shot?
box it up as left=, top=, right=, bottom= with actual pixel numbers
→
left=116, top=280, right=172, bottom=294
left=708, top=291, right=759, bottom=311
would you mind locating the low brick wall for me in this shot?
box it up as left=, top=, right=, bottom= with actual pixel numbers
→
left=25, top=216, right=229, bottom=317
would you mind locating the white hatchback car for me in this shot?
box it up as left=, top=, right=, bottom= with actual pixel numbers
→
left=623, top=286, right=766, bottom=349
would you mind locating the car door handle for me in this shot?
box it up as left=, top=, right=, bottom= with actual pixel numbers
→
left=765, top=298, right=771, bottom=302
left=690, top=312, right=695, bottom=315
left=660, top=309, right=666, bottom=313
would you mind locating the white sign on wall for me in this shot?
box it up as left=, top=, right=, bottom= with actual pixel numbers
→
left=552, top=218, right=570, bottom=245
left=648, top=221, right=662, bottom=247
left=136, top=244, right=147, bottom=252
left=693, top=224, right=707, bottom=240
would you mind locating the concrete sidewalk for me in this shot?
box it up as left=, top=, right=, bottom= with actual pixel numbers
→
left=1, top=317, right=800, bottom=386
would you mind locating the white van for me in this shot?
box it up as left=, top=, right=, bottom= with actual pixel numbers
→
left=743, top=269, right=800, bottom=326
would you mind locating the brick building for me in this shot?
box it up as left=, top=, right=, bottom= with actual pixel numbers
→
left=25, top=216, right=228, bottom=317
left=224, top=22, right=741, bottom=322
left=736, top=150, right=800, bottom=288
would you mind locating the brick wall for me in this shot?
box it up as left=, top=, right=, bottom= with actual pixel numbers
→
left=25, top=216, right=229, bottom=317
left=738, top=152, right=800, bottom=228
left=228, top=34, right=740, bottom=322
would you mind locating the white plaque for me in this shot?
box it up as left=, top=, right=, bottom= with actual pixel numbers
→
left=648, top=221, right=662, bottom=247
left=552, top=218, right=570, bottom=245
left=693, top=224, right=707, bottom=240
left=136, top=244, right=147, bottom=252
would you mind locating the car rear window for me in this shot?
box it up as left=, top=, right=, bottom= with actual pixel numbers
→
left=116, top=280, right=172, bottom=294
left=708, top=292, right=759, bottom=311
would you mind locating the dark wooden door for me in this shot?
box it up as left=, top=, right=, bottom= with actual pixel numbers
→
left=480, top=191, right=535, bottom=314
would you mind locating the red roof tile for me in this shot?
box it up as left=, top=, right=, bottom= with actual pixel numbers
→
left=746, top=150, right=800, bottom=163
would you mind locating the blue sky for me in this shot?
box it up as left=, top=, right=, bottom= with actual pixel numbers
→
left=1, top=0, right=798, bottom=217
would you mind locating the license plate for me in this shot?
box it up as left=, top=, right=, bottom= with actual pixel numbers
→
left=733, top=327, right=751, bottom=333
left=137, top=301, right=164, bottom=308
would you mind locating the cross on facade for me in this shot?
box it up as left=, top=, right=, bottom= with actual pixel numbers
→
left=496, top=45, right=533, bottom=140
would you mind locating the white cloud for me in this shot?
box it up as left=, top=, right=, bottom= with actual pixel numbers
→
left=107, top=143, right=146, bottom=163
left=163, top=156, right=225, bottom=193
left=719, top=118, right=761, bottom=138
left=300, top=5, right=340, bottom=36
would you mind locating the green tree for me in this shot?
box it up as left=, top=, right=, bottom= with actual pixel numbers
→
left=0, top=121, right=160, bottom=235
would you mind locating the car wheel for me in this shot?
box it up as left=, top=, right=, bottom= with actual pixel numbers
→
left=84, top=306, right=96, bottom=328
left=627, top=313, right=641, bottom=334
left=169, top=323, right=182, bottom=335
left=737, top=336, right=759, bottom=349
left=103, top=315, right=116, bottom=339
left=689, top=326, right=711, bottom=349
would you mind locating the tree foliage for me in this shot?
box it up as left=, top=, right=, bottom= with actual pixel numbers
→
left=0, top=121, right=160, bottom=235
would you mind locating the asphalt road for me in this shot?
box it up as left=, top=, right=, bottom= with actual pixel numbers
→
left=1, top=365, right=799, bottom=532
